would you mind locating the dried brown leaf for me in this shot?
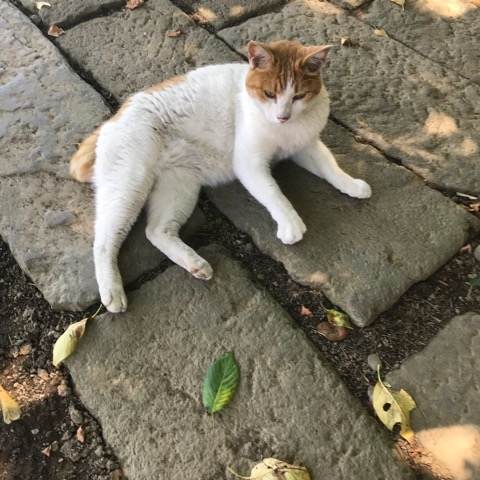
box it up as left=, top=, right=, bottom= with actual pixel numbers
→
left=390, top=0, right=405, bottom=8
left=0, top=385, right=21, bottom=424
left=340, top=36, right=353, bottom=47
left=47, top=24, right=64, bottom=37
left=300, top=305, right=313, bottom=317
left=76, top=425, right=85, bottom=443
left=166, top=29, right=184, bottom=38
left=316, top=321, right=349, bottom=342
left=111, top=469, right=124, bottom=480
left=126, top=0, right=144, bottom=10
left=42, top=445, right=52, bottom=457
left=460, top=244, right=472, bottom=254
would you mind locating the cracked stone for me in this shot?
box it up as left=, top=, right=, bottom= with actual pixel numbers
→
left=172, top=0, right=287, bottom=30
left=67, top=246, right=412, bottom=480
left=208, top=121, right=478, bottom=326
left=0, top=2, right=204, bottom=310
left=220, top=0, right=480, bottom=194
left=57, top=0, right=239, bottom=100
left=364, top=0, right=480, bottom=84
left=18, top=0, right=125, bottom=27
left=387, top=313, right=480, bottom=480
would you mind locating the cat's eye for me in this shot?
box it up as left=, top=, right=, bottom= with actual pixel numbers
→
left=264, top=90, right=276, bottom=99
left=293, top=93, right=307, bottom=101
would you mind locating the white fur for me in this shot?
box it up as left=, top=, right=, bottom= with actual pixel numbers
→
left=93, top=63, right=371, bottom=312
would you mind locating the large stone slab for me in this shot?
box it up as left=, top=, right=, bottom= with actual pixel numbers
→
left=172, top=0, right=287, bottom=30
left=67, top=246, right=413, bottom=480
left=220, top=0, right=480, bottom=194
left=364, top=0, right=480, bottom=84
left=0, top=2, right=201, bottom=310
left=208, top=121, right=478, bottom=326
left=57, top=0, right=239, bottom=100
left=17, top=0, right=124, bottom=27
left=387, top=313, right=480, bottom=479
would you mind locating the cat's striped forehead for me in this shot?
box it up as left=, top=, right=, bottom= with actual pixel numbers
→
left=245, top=40, right=330, bottom=102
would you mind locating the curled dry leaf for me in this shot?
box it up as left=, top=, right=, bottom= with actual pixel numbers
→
left=47, top=24, right=64, bottom=37
left=126, top=0, right=144, bottom=10
left=326, top=308, right=353, bottom=329
left=468, top=202, right=480, bottom=213
left=0, top=385, right=21, bottom=424
left=460, top=244, right=473, bottom=254
left=42, top=445, right=52, bottom=457
left=316, top=321, right=348, bottom=342
left=52, top=305, right=102, bottom=367
left=299, top=305, right=313, bottom=317
left=229, top=458, right=311, bottom=480
left=35, top=1, right=51, bottom=10
left=166, top=29, right=184, bottom=38
left=374, top=28, right=388, bottom=37
left=340, top=36, right=353, bottom=47
left=372, top=366, right=416, bottom=442
left=76, top=425, right=85, bottom=443
left=390, top=0, right=405, bottom=8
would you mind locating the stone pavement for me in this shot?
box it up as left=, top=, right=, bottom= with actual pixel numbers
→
left=1, top=0, right=480, bottom=477
left=67, top=246, right=413, bottom=480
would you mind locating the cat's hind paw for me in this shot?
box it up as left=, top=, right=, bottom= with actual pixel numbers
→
left=343, top=179, right=372, bottom=199
left=189, top=257, right=213, bottom=281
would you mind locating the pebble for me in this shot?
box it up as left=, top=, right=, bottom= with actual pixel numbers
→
left=69, top=405, right=83, bottom=425
left=474, top=245, right=480, bottom=262
left=31, top=428, right=39, bottom=435
left=94, top=446, right=104, bottom=458
left=367, top=353, right=382, bottom=372
left=57, top=382, right=70, bottom=397
left=38, top=368, right=49, bottom=381
left=44, top=210, right=75, bottom=227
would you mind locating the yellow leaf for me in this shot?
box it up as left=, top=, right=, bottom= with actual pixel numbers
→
left=35, top=1, right=51, bottom=10
left=52, top=305, right=102, bottom=367
left=229, top=458, right=310, bottom=480
left=0, top=385, right=21, bottom=424
left=52, top=318, right=87, bottom=366
left=390, top=0, right=405, bottom=8
left=326, top=308, right=353, bottom=329
left=374, top=28, right=388, bottom=37
left=372, top=367, right=416, bottom=442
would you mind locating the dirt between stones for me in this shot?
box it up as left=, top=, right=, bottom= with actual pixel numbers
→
left=1, top=195, right=479, bottom=480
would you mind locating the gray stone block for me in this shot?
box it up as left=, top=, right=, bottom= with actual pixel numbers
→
left=67, top=246, right=413, bottom=480
left=220, top=0, right=480, bottom=194
left=364, top=0, right=480, bottom=84
left=208, top=121, right=478, bottom=326
left=57, top=0, right=240, bottom=100
left=172, top=0, right=287, bottom=30
left=0, top=2, right=203, bottom=310
left=387, top=313, right=480, bottom=479
left=17, top=0, right=124, bottom=27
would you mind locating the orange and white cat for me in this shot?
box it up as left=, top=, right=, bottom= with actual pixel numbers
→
left=70, top=40, right=372, bottom=313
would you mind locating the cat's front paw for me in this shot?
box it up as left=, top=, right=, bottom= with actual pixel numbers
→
left=99, top=281, right=128, bottom=313
left=343, top=179, right=372, bottom=199
left=277, top=214, right=307, bottom=245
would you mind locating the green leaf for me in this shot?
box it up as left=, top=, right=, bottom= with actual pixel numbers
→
left=202, top=352, right=240, bottom=414
left=326, top=309, right=353, bottom=329
left=468, top=275, right=480, bottom=288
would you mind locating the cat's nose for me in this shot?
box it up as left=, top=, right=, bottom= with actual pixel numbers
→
left=277, top=115, right=290, bottom=123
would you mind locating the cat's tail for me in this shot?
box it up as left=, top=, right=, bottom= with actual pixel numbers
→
left=70, top=129, right=98, bottom=183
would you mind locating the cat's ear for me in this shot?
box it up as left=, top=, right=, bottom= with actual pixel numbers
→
left=247, top=41, right=273, bottom=69
left=302, top=45, right=332, bottom=74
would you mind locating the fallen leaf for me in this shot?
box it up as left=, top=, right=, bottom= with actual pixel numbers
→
left=76, top=425, right=85, bottom=443
left=468, top=275, right=480, bottom=288
left=35, top=1, right=51, bottom=10
left=52, top=305, right=102, bottom=367
left=41, top=445, right=52, bottom=457
left=202, top=352, right=240, bottom=414
left=326, top=308, right=353, bottom=329
left=229, top=458, right=311, bottom=480
left=367, top=353, right=382, bottom=372
left=460, top=244, right=472, bottom=254
left=468, top=202, right=480, bottom=213
left=390, top=0, right=405, bottom=8
left=372, top=366, right=416, bottom=442
left=47, top=24, right=64, bottom=37
left=299, top=305, right=313, bottom=317
left=374, top=28, right=388, bottom=37
left=166, top=29, right=183, bottom=38
left=126, top=0, right=144, bottom=10
left=0, top=385, right=21, bottom=424
left=111, top=469, right=124, bottom=480
left=340, top=36, right=353, bottom=47
left=19, top=343, right=32, bottom=356
left=316, top=321, right=348, bottom=342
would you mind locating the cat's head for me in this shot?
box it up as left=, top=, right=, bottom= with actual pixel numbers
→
left=245, top=40, right=331, bottom=125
